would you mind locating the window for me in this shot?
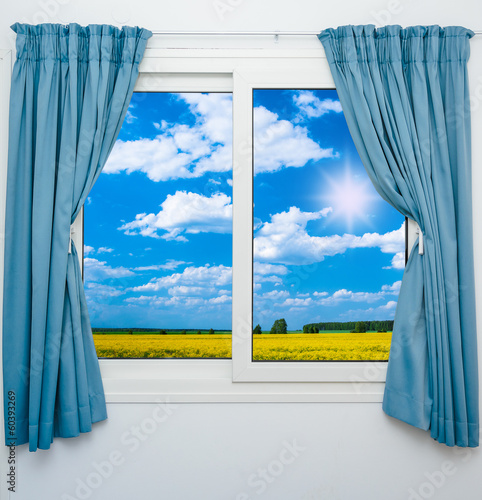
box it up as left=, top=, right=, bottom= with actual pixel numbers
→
left=72, top=42, right=418, bottom=400
left=84, top=92, right=233, bottom=359
left=251, top=88, right=405, bottom=362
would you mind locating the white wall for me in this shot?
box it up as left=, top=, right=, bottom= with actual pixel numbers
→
left=1, top=1, right=482, bottom=499
left=11, top=404, right=482, bottom=500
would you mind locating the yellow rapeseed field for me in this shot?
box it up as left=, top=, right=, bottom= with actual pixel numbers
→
left=93, top=332, right=392, bottom=360
left=253, top=332, right=392, bottom=360
left=93, top=334, right=231, bottom=359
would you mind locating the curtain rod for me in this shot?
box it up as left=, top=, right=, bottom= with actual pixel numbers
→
left=150, top=30, right=482, bottom=36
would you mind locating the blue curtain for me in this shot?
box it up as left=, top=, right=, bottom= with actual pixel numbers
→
left=3, top=23, right=151, bottom=451
left=319, top=25, right=478, bottom=447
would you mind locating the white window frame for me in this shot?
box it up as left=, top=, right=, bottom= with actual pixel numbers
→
left=70, top=44, right=419, bottom=402
left=233, top=67, right=392, bottom=382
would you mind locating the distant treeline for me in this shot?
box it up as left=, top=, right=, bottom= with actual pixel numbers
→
left=302, top=320, right=394, bottom=333
left=93, top=328, right=165, bottom=333
left=92, top=328, right=227, bottom=333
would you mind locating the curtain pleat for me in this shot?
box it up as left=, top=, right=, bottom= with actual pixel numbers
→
left=319, top=25, right=478, bottom=447
left=3, top=23, right=151, bottom=451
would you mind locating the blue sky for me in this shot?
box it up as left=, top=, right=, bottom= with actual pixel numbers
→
left=84, top=90, right=404, bottom=330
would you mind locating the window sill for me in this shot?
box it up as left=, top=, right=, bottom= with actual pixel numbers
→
left=99, top=359, right=386, bottom=403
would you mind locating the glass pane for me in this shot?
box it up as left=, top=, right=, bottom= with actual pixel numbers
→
left=85, top=92, right=233, bottom=359
left=252, top=89, right=405, bottom=361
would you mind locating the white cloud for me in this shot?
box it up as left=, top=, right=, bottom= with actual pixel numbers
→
left=381, top=281, right=402, bottom=293
left=383, top=251, right=405, bottom=270
left=120, top=191, right=232, bottom=241
left=282, top=297, right=313, bottom=307
left=254, top=262, right=289, bottom=276
left=317, top=281, right=402, bottom=306
left=103, top=136, right=196, bottom=181
left=97, top=247, right=114, bottom=254
left=293, top=91, right=343, bottom=119
left=134, top=260, right=188, bottom=272
left=254, top=275, right=284, bottom=284
left=105, top=93, right=342, bottom=182
left=125, top=103, right=137, bottom=124
left=165, top=296, right=206, bottom=307
left=168, top=286, right=206, bottom=296
left=135, top=295, right=206, bottom=308
left=84, top=258, right=134, bottom=282
left=253, top=263, right=288, bottom=287
left=319, top=290, right=385, bottom=306
left=254, top=106, right=338, bottom=174
left=208, top=294, right=232, bottom=304
left=341, top=301, right=398, bottom=320
left=253, top=218, right=263, bottom=231
left=134, top=265, right=168, bottom=272
left=84, top=245, right=115, bottom=256
left=84, top=282, right=125, bottom=300
left=254, top=207, right=405, bottom=265
left=125, top=289, right=232, bottom=311
left=193, top=143, right=232, bottom=177
left=132, top=264, right=232, bottom=292
left=125, top=295, right=154, bottom=304
left=126, top=291, right=232, bottom=309
left=252, top=279, right=400, bottom=320
left=128, top=264, right=233, bottom=313
left=356, top=230, right=405, bottom=254
left=104, top=93, right=232, bottom=182
left=255, top=290, right=290, bottom=302
left=180, top=92, right=232, bottom=144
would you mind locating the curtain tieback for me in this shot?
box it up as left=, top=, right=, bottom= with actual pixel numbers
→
left=416, top=225, right=424, bottom=255
left=68, top=224, right=75, bottom=254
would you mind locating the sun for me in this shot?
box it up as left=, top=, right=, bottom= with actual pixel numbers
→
left=322, top=167, right=376, bottom=231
